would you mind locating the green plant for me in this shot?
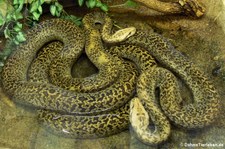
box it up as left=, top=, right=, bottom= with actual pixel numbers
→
left=0, top=0, right=63, bottom=44
left=0, top=0, right=108, bottom=71
left=0, top=0, right=25, bottom=45
left=78, top=0, right=108, bottom=12
left=124, top=0, right=138, bottom=8
left=0, top=0, right=108, bottom=45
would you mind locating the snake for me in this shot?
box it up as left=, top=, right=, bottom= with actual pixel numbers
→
left=48, top=13, right=136, bottom=92
left=1, top=12, right=140, bottom=138
left=1, top=12, right=220, bottom=145
left=27, top=22, right=160, bottom=140
left=29, top=13, right=173, bottom=143
left=1, top=16, right=137, bottom=115
left=29, top=42, right=137, bottom=138
left=130, top=96, right=170, bottom=145
left=99, top=12, right=220, bottom=141
left=98, top=11, right=220, bottom=129
left=117, top=27, right=220, bottom=129
left=27, top=13, right=168, bottom=142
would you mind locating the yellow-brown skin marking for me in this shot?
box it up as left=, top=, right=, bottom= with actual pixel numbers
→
left=99, top=13, right=220, bottom=144
left=1, top=12, right=220, bottom=144
left=30, top=42, right=137, bottom=138
left=130, top=97, right=170, bottom=145
left=22, top=12, right=139, bottom=138
left=1, top=17, right=137, bottom=115
left=27, top=13, right=162, bottom=140
left=47, top=13, right=136, bottom=93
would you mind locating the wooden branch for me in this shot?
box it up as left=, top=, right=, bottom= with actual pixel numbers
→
left=133, top=0, right=206, bottom=17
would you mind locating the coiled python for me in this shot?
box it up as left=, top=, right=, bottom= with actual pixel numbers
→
left=30, top=42, right=158, bottom=139
left=27, top=12, right=159, bottom=139
left=118, top=30, right=220, bottom=129
left=1, top=16, right=137, bottom=115
left=1, top=12, right=220, bottom=145
left=48, top=13, right=136, bottom=92
left=89, top=12, right=220, bottom=141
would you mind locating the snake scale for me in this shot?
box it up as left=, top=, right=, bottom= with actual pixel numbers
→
left=1, top=12, right=220, bottom=145
left=119, top=30, right=220, bottom=129
left=1, top=17, right=137, bottom=115
left=48, top=13, right=136, bottom=93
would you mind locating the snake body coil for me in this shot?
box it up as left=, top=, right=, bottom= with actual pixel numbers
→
left=120, top=30, right=220, bottom=129
left=29, top=42, right=136, bottom=138
left=1, top=12, right=220, bottom=145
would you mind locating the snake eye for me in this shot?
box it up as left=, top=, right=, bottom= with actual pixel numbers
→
left=94, top=21, right=103, bottom=30
left=94, top=21, right=102, bottom=25
left=127, top=31, right=134, bottom=38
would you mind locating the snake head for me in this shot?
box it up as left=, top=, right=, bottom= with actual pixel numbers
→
left=111, top=27, right=136, bottom=42
left=130, top=97, right=150, bottom=128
